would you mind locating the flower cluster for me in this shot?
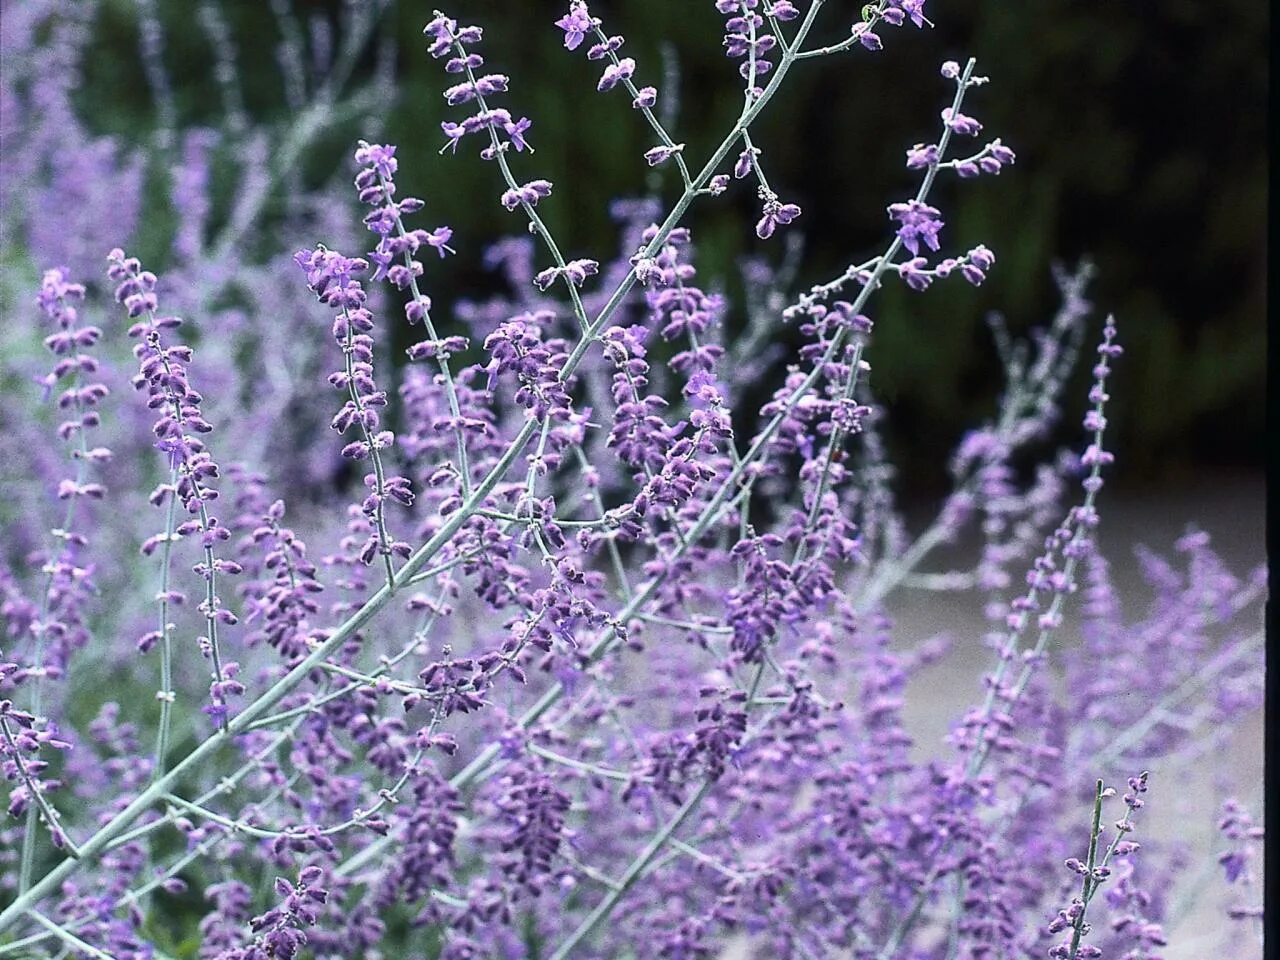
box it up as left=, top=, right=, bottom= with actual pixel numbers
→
left=554, top=2, right=595, bottom=52
left=533, top=257, right=599, bottom=292
left=634, top=687, right=749, bottom=801
left=425, top=14, right=533, bottom=159
left=482, top=311, right=574, bottom=420
left=0, top=695, right=73, bottom=847
left=500, top=177, right=552, bottom=211
left=216, top=866, right=329, bottom=960
left=885, top=59, right=1004, bottom=292
left=353, top=141, right=453, bottom=320
left=557, top=2, right=662, bottom=119
left=853, top=0, right=932, bottom=52
left=602, top=324, right=669, bottom=474
left=717, top=0, right=784, bottom=92
left=237, top=495, right=324, bottom=663
left=488, top=761, right=573, bottom=895
left=889, top=198, right=944, bottom=255
left=756, top=191, right=802, bottom=240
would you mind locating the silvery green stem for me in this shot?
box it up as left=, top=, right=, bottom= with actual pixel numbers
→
left=546, top=781, right=712, bottom=960
left=1067, top=780, right=1107, bottom=959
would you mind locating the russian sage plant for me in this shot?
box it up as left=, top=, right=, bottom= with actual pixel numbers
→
left=0, top=2, right=1263, bottom=959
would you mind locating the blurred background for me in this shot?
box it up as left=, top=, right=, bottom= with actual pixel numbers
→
left=1, top=0, right=1266, bottom=499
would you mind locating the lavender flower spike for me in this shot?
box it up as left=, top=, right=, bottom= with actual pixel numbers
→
left=295, top=244, right=413, bottom=589
left=110, top=248, right=241, bottom=737
left=14, top=266, right=109, bottom=892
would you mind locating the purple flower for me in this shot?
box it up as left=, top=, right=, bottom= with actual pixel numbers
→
left=989, top=138, right=1016, bottom=165
left=890, top=0, right=931, bottom=28
left=504, top=115, right=533, bottom=152
left=0, top=12, right=1260, bottom=960
left=597, top=56, right=635, bottom=92
left=482, top=311, right=574, bottom=419
left=942, top=106, right=983, bottom=135
left=632, top=86, right=657, bottom=109
left=236, top=496, right=324, bottom=663
left=217, top=866, right=329, bottom=960
left=856, top=28, right=883, bottom=52
left=898, top=256, right=932, bottom=291
left=602, top=325, right=671, bottom=473
left=533, top=258, right=598, bottom=291
left=719, top=1, right=774, bottom=90
left=499, top=179, right=553, bottom=211
left=586, top=34, right=624, bottom=61
left=425, top=16, right=531, bottom=159
left=756, top=195, right=801, bottom=240
left=888, top=199, right=944, bottom=255
left=21, top=267, right=109, bottom=698
left=1216, top=798, right=1263, bottom=925
left=354, top=140, right=454, bottom=330
left=1, top=700, right=73, bottom=843
left=905, top=142, right=939, bottom=169
left=643, top=143, right=684, bottom=166
left=555, top=2, right=595, bottom=51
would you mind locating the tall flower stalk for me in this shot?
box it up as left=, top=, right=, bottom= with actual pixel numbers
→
left=111, top=249, right=242, bottom=745
left=11, top=269, right=107, bottom=892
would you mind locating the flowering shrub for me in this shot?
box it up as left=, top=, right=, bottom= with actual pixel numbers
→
left=0, top=3, right=1263, bottom=959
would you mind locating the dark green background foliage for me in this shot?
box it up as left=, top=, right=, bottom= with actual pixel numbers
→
left=78, top=0, right=1265, bottom=495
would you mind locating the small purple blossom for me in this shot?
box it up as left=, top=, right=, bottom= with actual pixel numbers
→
left=643, top=143, right=684, bottom=167
left=756, top=193, right=801, bottom=240
left=884, top=0, right=931, bottom=29
left=533, top=258, right=598, bottom=291
left=216, top=866, right=329, bottom=960
left=942, top=106, right=983, bottom=135
left=719, top=0, right=776, bottom=91
left=1, top=699, right=74, bottom=847
left=500, top=179, right=553, bottom=211
left=597, top=56, right=635, bottom=92
left=888, top=199, right=944, bottom=255
left=854, top=25, right=883, bottom=52
left=734, top=145, right=761, bottom=179
left=905, top=142, right=939, bottom=169
left=20, top=268, right=109, bottom=697
left=554, top=2, right=595, bottom=51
